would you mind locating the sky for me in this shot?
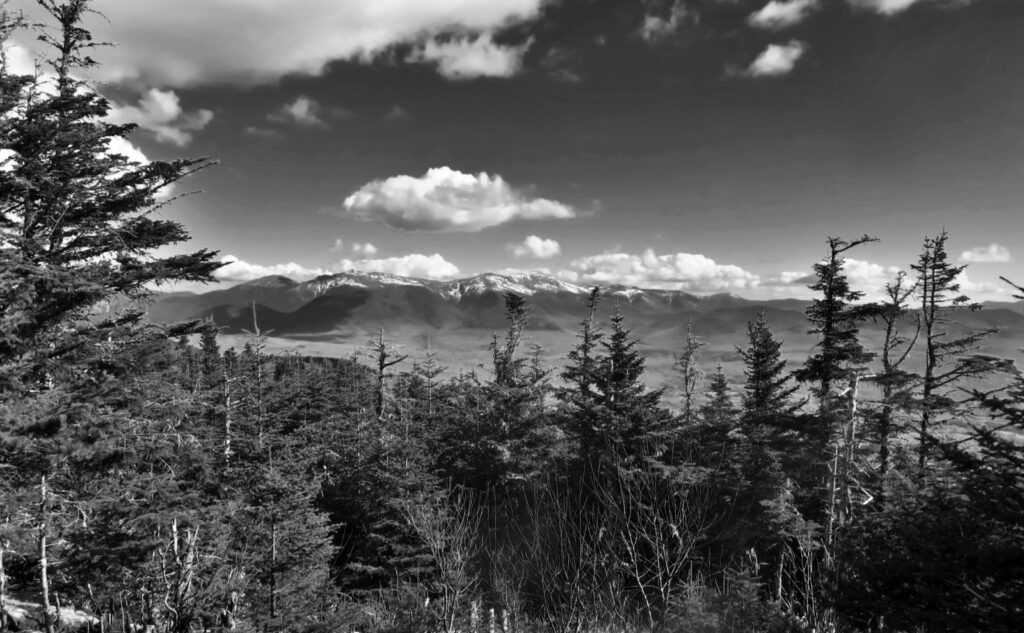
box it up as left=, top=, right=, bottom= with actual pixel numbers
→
left=7, top=0, right=1024, bottom=300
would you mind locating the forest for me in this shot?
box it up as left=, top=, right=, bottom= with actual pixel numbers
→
left=1, top=2, right=1022, bottom=632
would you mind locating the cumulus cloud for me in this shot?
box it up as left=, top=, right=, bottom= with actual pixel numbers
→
left=510, top=235, right=561, bottom=259
left=564, top=248, right=760, bottom=292
left=409, top=34, right=532, bottom=80
left=842, top=258, right=903, bottom=298
left=214, top=255, right=328, bottom=283
left=341, top=167, right=576, bottom=233
left=15, top=0, right=548, bottom=87
left=269, top=96, right=326, bottom=127
left=748, top=0, right=819, bottom=29
left=959, top=244, right=1012, bottom=264
left=107, top=88, right=213, bottom=146
left=742, top=41, right=807, bottom=77
left=639, top=1, right=690, bottom=43
left=353, top=242, right=379, bottom=256
left=954, top=271, right=1006, bottom=300
left=334, top=253, right=460, bottom=280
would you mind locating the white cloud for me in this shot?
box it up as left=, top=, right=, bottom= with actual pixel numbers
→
left=639, top=1, right=689, bottom=43
left=743, top=41, right=807, bottom=77
left=846, top=0, right=954, bottom=14
left=341, top=166, right=576, bottom=233
left=565, top=248, right=760, bottom=292
left=269, top=95, right=330, bottom=127
left=16, top=0, right=548, bottom=87
left=748, top=0, right=819, bottom=29
left=510, top=235, right=561, bottom=259
left=763, top=270, right=815, bottom=286
left=841, top=258, right=903, bottom=299
left=353, top=242, right=378, bottom=256
left=3, top=41, right=38, bottom=76
left=214, top=255, right=328, bottom=283
left=107, top=88, right=213, bottom=146
left=954, top=271, right=1006, bottom=300
left=334, top=253, right=460, bottom=280
left=409, top=34, right=532, bottom=80
left=959, top=244, right=1012, bottom=264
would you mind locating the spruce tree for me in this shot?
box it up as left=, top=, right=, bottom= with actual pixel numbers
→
left=738, top=308, right=798, bottom=426
left=795, top=236, right=877, bottom=416
left=0, top=0, right=218, bottom=386
left=910, top=230, right=994, bottom=468
left=0, top=2, right=218, bottom=622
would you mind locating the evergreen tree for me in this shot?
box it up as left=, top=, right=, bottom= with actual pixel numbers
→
left=738, top=309, right=798, bottom=426
left=0, top=3, right=218, bottom=625
left=910, top=230, right=994, bottom=468
left=795, top=236, right=877, bottom=416
left=0, top=0, right=218, bottom=387
left=593, top=304, right=670, bottom=460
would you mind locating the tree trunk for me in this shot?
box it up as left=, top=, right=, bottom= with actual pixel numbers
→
left=40, top=476, right=54, bottom=633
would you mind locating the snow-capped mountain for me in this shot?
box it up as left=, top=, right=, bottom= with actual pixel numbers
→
left=438, top=272, right=590, bottom=300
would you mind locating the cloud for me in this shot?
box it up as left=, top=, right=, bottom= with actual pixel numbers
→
left=846, top=0, right=963, bottom=14
left=959, top=244, right=1012, bottom=264
left=107, top=88, right=213, bottom=146
left=352, top=242, right=378, bottom=256
left=3, top=42, right=38, bottom=76
left=564, top=248, right=760, bottom=292
left=269, top=96, right=327, bottom=127
left=408, top=34, right=533, bottom=80
left=214, top=255, right=328, bottom=282
left=842, top=258, right=903, bottom=298
left=22, top=0, right=548, bottom=87
left=639, top=1, right=690, bottom=43
left=954, top=271, right=1007, bottom=300
left=748, top=0, right=819, bottom=29
left=341, top=166, right=576, bottom=233
left=510, top=235, right=561, bottom=259
left=334, top=253, right=460, bottom=279
left=384, top=105, right=411, bottom=122
left=742, top=41, right=807, bottom=77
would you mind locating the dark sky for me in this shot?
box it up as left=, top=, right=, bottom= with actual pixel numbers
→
left=10, top=0, right=1024, bottom=299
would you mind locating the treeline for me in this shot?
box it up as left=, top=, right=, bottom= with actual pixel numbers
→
left=1, top=3, right=1023, bottom=633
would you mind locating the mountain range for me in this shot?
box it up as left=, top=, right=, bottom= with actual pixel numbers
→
left=148, top=271, right=1024, bottom=394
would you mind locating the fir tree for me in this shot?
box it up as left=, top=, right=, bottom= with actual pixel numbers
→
left=795, top=236, right=877, bottom=416
left=738, top=308, right=798, bottom=426
left=910, top=230, right=994, bottom=468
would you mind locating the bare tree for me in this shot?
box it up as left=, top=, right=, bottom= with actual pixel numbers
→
left=399, top=486, right=482, bottom=633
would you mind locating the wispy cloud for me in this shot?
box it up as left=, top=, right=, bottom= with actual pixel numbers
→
left=639, top=0, right=690, bottom=43
left=341, top=167, right=576, bottom=233
left=959, top=243, right=1012, bottom=263
left=107, top=88, right=213, bottom=146
left=269, top=95, right=351, bottom=127
left=741, top=40, right=807, bottom=77
left=748, top=0, right=819, bottom=30
left=846, top=0, right=972, bottom=15
left=16, top=0, right=550, bottom=87
left=408, top=34, right=533, bottom=80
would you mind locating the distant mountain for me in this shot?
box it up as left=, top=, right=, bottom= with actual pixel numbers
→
left=147, top=271, right=1024, bottom=374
